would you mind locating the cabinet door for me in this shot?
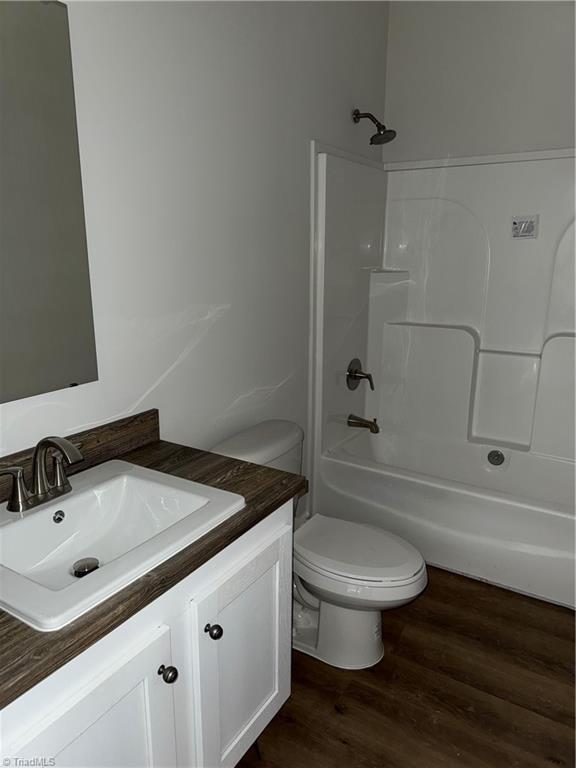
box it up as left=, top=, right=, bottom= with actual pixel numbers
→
left=192, top=526, right=292, bottom=768
left=11, top=625, right=178, bottom=768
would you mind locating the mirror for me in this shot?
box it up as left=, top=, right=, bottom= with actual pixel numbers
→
left=0, top=1, right=98, bottom=404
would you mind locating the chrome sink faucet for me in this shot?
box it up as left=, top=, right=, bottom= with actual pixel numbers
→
left=32, top=437, right=83, bottom=499
left=347, top=414, right=380, bottom=434
left=0, top=436, right=83, bottom=513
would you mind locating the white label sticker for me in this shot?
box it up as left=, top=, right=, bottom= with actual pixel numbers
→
left=512, top=215, right=539, bottom=239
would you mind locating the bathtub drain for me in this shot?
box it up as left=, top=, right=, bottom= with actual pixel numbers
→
left=487, top=450, right=505, bottom=466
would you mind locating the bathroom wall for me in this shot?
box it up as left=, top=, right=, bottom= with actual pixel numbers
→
left=365, top=156, right=574, bottom=508
left=384, top=1, right=575, bottom=162
left=0, top=2, right=389, bottom=454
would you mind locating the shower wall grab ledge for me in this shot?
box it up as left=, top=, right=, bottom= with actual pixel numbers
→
left=366, top=267, right=410, bottom=274
left=388, top=322, right=576, bottom=358
left=480, top=348, right=542, bottom=358
left=384, top=323, right=575, bottom=453
left=388, top=321, right=481, bottom=348
left=542, top=332, right=576, bottom=350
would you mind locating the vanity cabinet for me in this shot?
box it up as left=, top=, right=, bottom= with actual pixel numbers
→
left=9, top=626, right=178, bottom=767
left=0, top=504, right=293, bottom=768
left=193, top=530, right=292, bottom=767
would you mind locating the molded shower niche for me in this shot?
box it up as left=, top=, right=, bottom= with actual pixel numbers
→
left=363, top=157, right=575, bottom=508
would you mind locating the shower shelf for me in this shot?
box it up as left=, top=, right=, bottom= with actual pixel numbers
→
left=467, top=435, right=531, bottom=452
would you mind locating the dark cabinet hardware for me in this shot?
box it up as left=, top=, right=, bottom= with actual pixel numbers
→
left=204, top=623, right=224, bottom=640
left=157, top=664, right=178, bottom=684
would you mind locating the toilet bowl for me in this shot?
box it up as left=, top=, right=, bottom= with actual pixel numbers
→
left=292, top=514, right=427, bottom=668
left=212, top=420, right=427, bottom=670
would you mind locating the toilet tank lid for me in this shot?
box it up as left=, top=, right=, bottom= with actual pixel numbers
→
left=211, top=420, right=304, bottom=465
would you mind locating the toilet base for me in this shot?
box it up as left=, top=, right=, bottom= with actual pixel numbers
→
left=293, top=600, right=384, bottom=670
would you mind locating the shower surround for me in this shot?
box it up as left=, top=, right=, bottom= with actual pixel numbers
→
left=311, top=149, right=574, bottom=606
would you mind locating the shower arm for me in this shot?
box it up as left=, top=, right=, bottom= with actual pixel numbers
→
left=352, top=110, right=384, bottom=131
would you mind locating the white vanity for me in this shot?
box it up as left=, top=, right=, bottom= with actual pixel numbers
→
left=0, top=502, right=293, bottom=768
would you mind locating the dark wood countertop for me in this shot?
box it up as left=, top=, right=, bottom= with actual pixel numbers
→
left=0, top=439, right=307, bottom=710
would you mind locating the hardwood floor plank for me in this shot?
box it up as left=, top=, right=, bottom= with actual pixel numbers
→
left=362, top=655, right=574, bottom=767
left=259, top=685, right=465, bottom=768
left=334, top=680, right=529, bottom=768
left=238, top=568, right=575, bottom=768
left=422, top=569, right=574, bottom=642
left=395, top=593, right=574, bottom=680
left=384, top=616, right=574, bottom=727
left=253, top=706, right=375, bottom=768
left=291, top=648, right=360, bottom=696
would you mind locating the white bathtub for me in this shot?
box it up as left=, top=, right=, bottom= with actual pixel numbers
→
left=317, top=432, right=575, bottom=607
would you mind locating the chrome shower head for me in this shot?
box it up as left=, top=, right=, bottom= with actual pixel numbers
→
left=352, top=108, right=396, bottom=146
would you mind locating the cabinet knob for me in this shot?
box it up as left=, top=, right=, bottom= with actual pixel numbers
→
left=204, top=623, right=224, bottom=640
left=157, top=664, right=179, bottom=684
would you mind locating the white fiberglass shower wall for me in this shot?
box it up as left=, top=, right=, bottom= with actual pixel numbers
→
left=311, top=147, right=575, bottom=606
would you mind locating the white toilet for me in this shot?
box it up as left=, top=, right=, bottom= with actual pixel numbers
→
left=212, top=420, right=427, bottom=670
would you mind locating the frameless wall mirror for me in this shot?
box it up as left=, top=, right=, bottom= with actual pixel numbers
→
left=0, top=1, right=98, bottom=404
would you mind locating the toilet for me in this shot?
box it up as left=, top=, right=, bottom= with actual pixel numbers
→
left=211, top=420, right=427, bottom=670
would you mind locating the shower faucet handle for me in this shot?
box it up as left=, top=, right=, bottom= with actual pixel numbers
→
left=357, top=370, right=375, bottom=391
left=346, top=359, right=375, bottom=391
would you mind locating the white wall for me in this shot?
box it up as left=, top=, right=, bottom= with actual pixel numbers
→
left=0, top=2, right=389, bottom=454
left=384, top=1, right=575, bottom=162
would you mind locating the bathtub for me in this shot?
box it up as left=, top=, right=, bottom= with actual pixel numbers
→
left=317, top=431, right=575, bottom=607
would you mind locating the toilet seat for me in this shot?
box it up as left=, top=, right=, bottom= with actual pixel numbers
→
left=294, top=514, right=425, bottom=585
left=294, top=551, right=426, bottom=589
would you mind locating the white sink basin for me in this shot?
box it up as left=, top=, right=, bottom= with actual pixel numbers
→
left=0, top=460, right=245, bottom=630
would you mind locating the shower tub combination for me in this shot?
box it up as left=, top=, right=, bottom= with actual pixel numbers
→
left=310, top=146, right=575, bottom=608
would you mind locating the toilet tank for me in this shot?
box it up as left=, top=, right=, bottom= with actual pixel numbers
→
left=211, top=420, right=304, bottom=474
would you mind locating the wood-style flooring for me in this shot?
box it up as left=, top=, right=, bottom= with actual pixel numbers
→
left=238, top=566, right=575, bottom=768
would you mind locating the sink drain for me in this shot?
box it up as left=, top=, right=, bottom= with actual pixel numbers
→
left=72, top=557, right=100, bottom=578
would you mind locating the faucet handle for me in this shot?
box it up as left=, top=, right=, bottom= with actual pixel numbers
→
left=0, top=466, right=31, bottom=513
left=346, top=359, right=375, bottom=391
left=360, top=371, right=375, bottom=391
left=52, top=454, right=72, bottom=494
